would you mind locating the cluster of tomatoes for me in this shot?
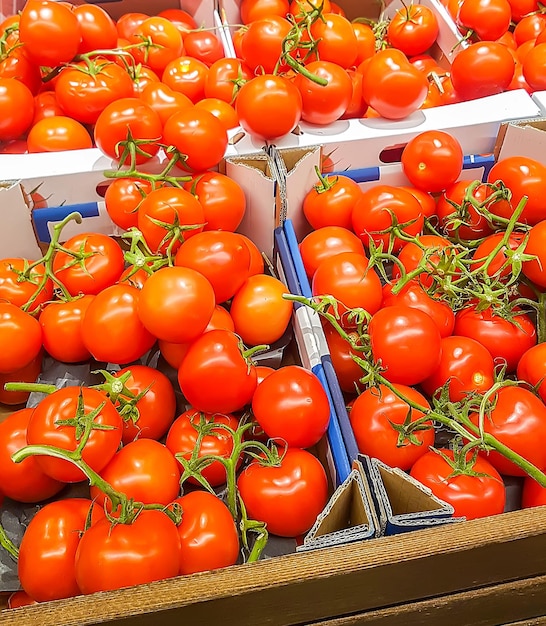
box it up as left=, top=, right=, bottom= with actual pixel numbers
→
left=296, top=129, right=546, bottom=522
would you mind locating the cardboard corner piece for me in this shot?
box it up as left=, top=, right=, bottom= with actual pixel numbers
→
left=297, top=459, right=380, bottom=552
left=0, top=180, right=43, bottom=259
left=360, top=455, right=465, bottom=535
left=494, top=116, right=546, bottom=161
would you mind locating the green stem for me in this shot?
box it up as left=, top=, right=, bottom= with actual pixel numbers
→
left=0, top=521, right=18, bottom=561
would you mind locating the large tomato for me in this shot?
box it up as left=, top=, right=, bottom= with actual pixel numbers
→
left=302, top=174, right=363, bottom=231
left=75, top=510, right=181, bottom=594
left=73, top=3, right=118, bottom=53
left=0, top=256, right=53, bottom=312
left=387, top=4, right=439, bottom=56
left=128, top=16, right=184, bottom=74
left=0, top=77, right=35, bottom=141
left=27, top=116, right=93, bottom=153
left=175, top=490, right=240, bottom=575
left=517, top=343, right=546, bottom=403
left=204, top=57, right=254, bottom=103
left=240, top=15, right=291, bottom=73
left=409, top=449, right=506, bottom=520
left=368, top=305, right=442, bottom=385
left=348, top=383, right=434, bottom=469
left=456, top=0, right=512, bottom=41
left=308, top=12, right=358, bottom=67
left=238, top=447, right=329, bottom=537
left=251, top=365, right=331, bottom=449
left=0, top=301, right=42, bottom=373
left=436, top=179, right=494, bottom=240
left=470, top=385, right=546, bottom=476
left=178, top=329, right=258, bottom=414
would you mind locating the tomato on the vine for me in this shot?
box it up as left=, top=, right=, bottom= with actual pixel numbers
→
left=0, top=301, right=42, bottom=373
left=387, top=4, right=439, bottom=56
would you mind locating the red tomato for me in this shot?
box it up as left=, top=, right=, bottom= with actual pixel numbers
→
left=27, top=115, right=93, bottom=152
left=436, top=180, right=494, bottom=240
left=19, top=0, right=81, bottom=67
left=351, top=185, right=424, bottom=252
left=450, top=42, right=515, bottom=100
left=410, top=449, right=506, bottom=520
left=369, top=305, right=442, bottom=385
left=114, top=365, right=177, bottom=444
left=309, top=12, right=358, bottom=68
left=0, top=351, right=43, bottom=406
left=195, top=97, right=239, bottom=131
left=94, top=97, right=162, bottom=164
left=521, top=476, right=546, bottom=508
left=73, top=3, right=118, bottom=53
left=157, top=8, right=197, bottom=32
left=0, top=37, right=42, bottom=96
left=239, top=234, right=265, bottom=276
left=400, top=186, right=437, bottom=219
left=0, top=77, right=35, bottom=141
left=166, top=409, right=239, bottom=487
left=420, top=335, right=496, bottom=401
left=457, top=0, right=512, bottom=41
left=322, top=321, right=365, bottom=394
left=381, top=280, right=455, bottom=338
left=353, top=22, right=376, bottom=65
left=32, top=91, right=64, bottom=125
left=236, top=74, right=302, bottom=141
left=81, top=284, right=157, bottom=364
left=299, top=226, right=366, bottom=279
left=0, top=257, right=53, bottom=312
left=348, top=383, right=434, bottom=469
left=129, top=16, right=184, bottom=74
left=184, top=171, right=246, bottom=232
left=240, top=15, right=291, bottom=73
left=240, top=0, right=289, bottom=22
left=294, top=60, right=353, bottom=125
left=387, top=4, right=439, bottom=56
left=229, top=274, right=293, bottom=346
left=0, top=407, right=64, bottom=502
left=162, top=107, right=228, bottom=172
left=360, top=48, right=428, bottom=119
left=178, top=329, right=258, bottom=414
left=75, top=510, right=181, bottom=594
left=401, top=130, right=464, bottom=193
left=7, top=591, right=37, bottom=609
left=453, top=305, right=536, bottom=372
left=104, top=177, right=154, bottom=231
left=517, top=343, right=546, bottom=403
left=53, top=232, right=124, bottom=296
left=312, top=251, right=383, bottom=322
left=174, top=230, right=251, bottom=303
left=139, top=81, right=193, bottom=126
left=138, top=266, right=216, bottom=344
left=161, top=55, right=209, bottom=103
left=522, top=221, right=546, bottom=287
left=18, top=499, right=101, bottom=602
left=175, top=490, right=239, bottom=575
left=487, top=156, right=546, bottom=225
left=237, top=447, right=329, bottom=537
left=0, top=301, right=42, bottom=373
left=470, top=231, right=526, bottom=279
left=251, top=365, right=330, bottom=448
left=302, top=174, right=363, bottom=231
left=183, top=29, right=225, bottom=66
left=90, top=439, right=181, bottom=508
left=470, top=385, right=546, bottom=475
left=204, top=57, right=254, bottom=103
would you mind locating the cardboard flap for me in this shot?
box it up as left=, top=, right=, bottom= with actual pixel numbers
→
left=297, top=460, right=380, bottom=552
left=0, top=182, right=43, bottom=259
left=494, top=117, right=546, bottom=161
left=360, top=455, right=465, bottom=535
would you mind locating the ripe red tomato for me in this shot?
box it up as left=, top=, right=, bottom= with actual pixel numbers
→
left=0, top=257, right=53, bottom=312
left=401, top=130, right=464, bottom=193
left=0, top=351, right=42, bottom=406
left=18, top=498, right=102, bottom=602
left=351, top=185, right=424, bottom=252
left=184, top=171, right=247, bottom=232
left=308, top=12, right=358, bottom=67
left=470, top=231, right=526, bottom=278
left=470, top=385, right=546, bottom=475
left=237, top=447, right=329, bottom=537
left=113, top=365, right=177, bottom=444
left=456, top=0, right=512, bottom=41
left=240, top=0, right=289, bottom=22
left=104, top=177, right=154, bottom=231
left=73, top=3, right=118, bottom=53
left=166, top=409, right=239, bottom=487
left=453, top=305, right=536, bottom=372
left=322, top=321, right=365, bottom=394
left=360, top=48, right=428, bottom=119
left=204, top=57, right=254, bottom=103
left=299, top=226, right=365, bottom=279
left=7, top=591, right=37, bottom=609
left=387, top=4, right=439, bottom=56
left=175, top=490, right=239, bottom=575
left=487, top=156, right=546, bottom=225
left=90, top=439, right=181, bottom=508
left=252, top=365, right=330, bottom=448
left=410, top=449, right=506, bottom=520
left=53, top=232, right=124, bottom=296
left=293, top=60, right=353, bottom=125
left=420, top=335, right=496, bottom=401
left=162, top=105, right=228, bottom=172
left=312, top=252, right=383, bottom=321
left=184, top=29, right=225, bottom=66
left=129, top=16, right=184, bottom=74
left=26, top=386, right=123, bottom=483
left=139, top=81, right=193, bottom=125
left=0, top=407, right=64, bottom=502
left=348, top=383, right=434, bottom=469
left=517, top=343, right=546, bottom=403
left=174, top=230, right=251, bottom=303
left=229, top=274, right=293, bottom=346
left=178, top=329, right=258, bottom=414
left=381, top=280, right=455, bottom=338
left=94, top=98, right=163, bottom=164
left=27, top=115, right=93, bottom=153
left=19, top=0, right=81, bottom=67
left=302, top=174, right=363, bottom=231
left=0, top=77, right=35, bottom=141
left=369, top=305, right=442, bottom=385
left=0, top=301, right=42, bottom=373
left=235, top=74, right=303, bottom=141
left=240, top=15, right=291, bottom=73
left=75, top=509, right=181, bottom=594
left=450, top=41, right=515, bottom=100
left=81, top=284, right=157, bottom=364
left=195, top=97, right=239, bottom=132
left=523, top=220, right=546, bottom=286
left=521, top=476, right=546, bottom=508
left=138, top=266, right=216, bottom=344
left=161, top=55, right=209, bottom=103
left=436, top=180, right=494, bottom=240
left=524, top=40, right=546, bottom=91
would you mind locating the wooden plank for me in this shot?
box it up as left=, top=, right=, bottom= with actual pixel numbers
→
left=2, top=507, right=546, bottom=626
left=310, top=574, right=546, bottom=626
